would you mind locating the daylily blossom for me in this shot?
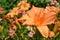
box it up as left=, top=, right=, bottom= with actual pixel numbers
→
left=45, top=6, right=60, bottom=13
left=17, top=0, right=30, bottom=10
left=7, top=0, right=30, bottom=17
left=7, top=7, right=19, bottom=17
left=19, top=6, right=60, bottom=38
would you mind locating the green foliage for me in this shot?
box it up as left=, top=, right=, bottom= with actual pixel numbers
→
left=57, top=0, right=60, bottom=4
left=27, top=0, right=50, bottom=8
left=0, top=0, right=21, bottom=14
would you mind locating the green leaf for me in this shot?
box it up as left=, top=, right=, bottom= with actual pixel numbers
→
left=40, top=0, right=44, bottom=3
left=54, top=32, right=60, bottom=38
left=1, top=21, right=8, bottom=29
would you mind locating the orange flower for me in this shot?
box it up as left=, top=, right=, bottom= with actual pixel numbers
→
left=7, top=7, right=19, bottom=17
left=17, top=0, right=30, bottom=10
left=45, top=6, right=60, bottom=13
left=7, top=0, right=30, bottom=17
left=19, top=6, right=59, bottom=38
left=49, top=31, right=55, bottom=37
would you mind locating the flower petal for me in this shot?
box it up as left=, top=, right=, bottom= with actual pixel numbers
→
left=20, top=14, right=29, bottom=20
left=37, top=26, right=49, bottom=38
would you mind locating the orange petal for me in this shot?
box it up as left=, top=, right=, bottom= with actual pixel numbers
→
left=49, top=31, right=55, bottom=37
left=23, top=19, right=34, bottom=25
left=20, top=14, right=29, bottom=20
left=37, top=26, right=49, bottom=38
left=42, top=10, right=56, bottom=25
